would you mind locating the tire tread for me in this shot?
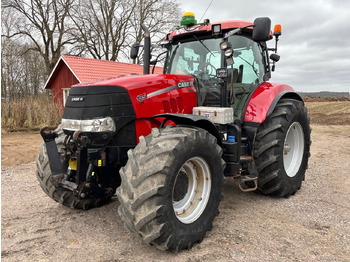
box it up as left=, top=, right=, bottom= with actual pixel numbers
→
left=254, top=99, right=311, bottom=197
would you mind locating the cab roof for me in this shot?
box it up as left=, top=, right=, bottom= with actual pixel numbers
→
left=168, top=20, right=254, bottom=40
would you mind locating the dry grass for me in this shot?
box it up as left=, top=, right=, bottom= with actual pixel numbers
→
left=1, top=94, right=62, bottom=130
left=1, top=95, right=349, bottom=131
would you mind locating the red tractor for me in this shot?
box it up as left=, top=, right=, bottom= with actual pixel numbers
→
left=37, top=13, right=311, bottom=251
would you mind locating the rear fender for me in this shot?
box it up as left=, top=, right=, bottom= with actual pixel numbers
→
left=244, top=82, right=302, bottom=123
left=243, top=82, right=303, bottom=148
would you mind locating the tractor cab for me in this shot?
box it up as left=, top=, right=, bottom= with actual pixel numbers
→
left=134, top=12, right=281, bottom=119
left=164, top=32, right=267, bottom=118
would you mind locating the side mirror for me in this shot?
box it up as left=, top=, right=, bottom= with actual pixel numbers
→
left=252, top=17, right=271, bottom=42
left=270, top=53, right=280, bottom=62
left=270, top=53, right=280, bottom=72
left=130, top=42, right=140, bottom=59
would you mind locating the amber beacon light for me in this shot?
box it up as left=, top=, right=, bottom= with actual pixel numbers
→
left=274, top=24, right=282, bottom=36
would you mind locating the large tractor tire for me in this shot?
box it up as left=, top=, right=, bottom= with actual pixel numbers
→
left=36, top=127, right=116, bottom=210
left=253, top=99, right=311, bottom=197
left=117, top=126, right=225, bottom=251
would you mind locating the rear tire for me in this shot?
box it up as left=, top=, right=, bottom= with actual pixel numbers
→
left=116, top=126, right=225, bottom=251
left=253, top=99, right=311, bottom=197
left=36, top=127, right=116, bottom=209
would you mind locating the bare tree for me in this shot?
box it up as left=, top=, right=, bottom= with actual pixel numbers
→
left=1, top=38, right=46, bottom=99
left=1, top=8, right=46, bottom=99
left=2, top=0, right=76, bottom=76
left=128, top=0, right=181, bottom=64
left=69, top=0, right=136, bottom=61
left=70, top=0, right=181, bottom=63
left=1, top=0, right=182, bottom=100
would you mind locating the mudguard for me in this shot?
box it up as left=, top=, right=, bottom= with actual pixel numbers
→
left=152, top=113, right=222, bottom=144
left=244, top=82, right=302, bottom=124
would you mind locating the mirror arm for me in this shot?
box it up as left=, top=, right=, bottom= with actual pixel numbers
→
left=151, top=50, right=168, bottom=74
left=274, top=35, right=280, bottom=53
left=271, top=34, right=280, bottom=71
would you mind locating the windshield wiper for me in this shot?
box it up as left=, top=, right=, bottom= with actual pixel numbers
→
left=238, top=55, right=259, bottom=77
left=192, top=35, right=215, bottom=57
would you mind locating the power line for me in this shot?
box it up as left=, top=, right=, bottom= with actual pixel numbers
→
left=199, top=0, right=214, bottom=23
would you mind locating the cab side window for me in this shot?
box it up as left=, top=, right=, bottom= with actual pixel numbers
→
left=228, top=35, right=265, bottom=85
left=177, top=47, right=200, bottom=74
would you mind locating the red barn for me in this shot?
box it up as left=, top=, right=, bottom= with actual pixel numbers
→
left=44, top=55, right=163, bottom=108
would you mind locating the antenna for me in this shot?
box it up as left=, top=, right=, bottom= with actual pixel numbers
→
left=199, top=0, right=214, bottom=23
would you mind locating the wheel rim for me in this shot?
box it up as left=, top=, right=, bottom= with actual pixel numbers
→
left=172, top=157, right=211, bottom=224
left=283, top=122, right=305, bottom=178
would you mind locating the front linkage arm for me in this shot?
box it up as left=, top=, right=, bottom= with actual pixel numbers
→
left=40, top=126, right=65, bottom=188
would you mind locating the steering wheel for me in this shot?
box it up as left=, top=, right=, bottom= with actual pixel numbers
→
left=206, top=63, right=217, bottom=76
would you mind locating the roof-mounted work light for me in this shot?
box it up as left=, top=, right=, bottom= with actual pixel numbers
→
left=212, top=24, right=221, bottom=35
left=220, top=41, right=234, bottom=66
left=220, top=41, right=231, bottom=51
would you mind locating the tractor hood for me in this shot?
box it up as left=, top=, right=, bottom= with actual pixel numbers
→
left=63, top=74, right=197, bottom=124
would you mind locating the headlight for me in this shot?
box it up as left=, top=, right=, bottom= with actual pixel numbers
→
left=92, top=119, right=101, bottom=131
left=61, top=117, right=116, bottom=132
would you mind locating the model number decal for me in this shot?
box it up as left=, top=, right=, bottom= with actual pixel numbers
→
left=136, top=93, right=147, bottom=102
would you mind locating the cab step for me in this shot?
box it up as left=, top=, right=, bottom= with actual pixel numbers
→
left=237, top=174, right=258, bottom=192
left=240, top=155, right=252, bottom=161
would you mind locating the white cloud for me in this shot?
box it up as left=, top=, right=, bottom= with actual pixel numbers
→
left=176, top=0, right=350, bottom=92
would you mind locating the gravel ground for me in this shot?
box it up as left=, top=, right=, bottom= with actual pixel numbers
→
left=1, top=124, right=350, bottom=261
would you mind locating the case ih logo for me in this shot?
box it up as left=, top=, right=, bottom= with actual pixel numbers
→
left=71, top=97, right=84, bottom=102
left=177, top=81, right=193, bottom=88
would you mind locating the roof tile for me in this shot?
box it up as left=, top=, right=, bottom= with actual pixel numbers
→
left=61, top=55, right=163, bottom=83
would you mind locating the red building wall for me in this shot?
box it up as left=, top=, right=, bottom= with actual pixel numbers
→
left=50, top=65, right=79, bottom=109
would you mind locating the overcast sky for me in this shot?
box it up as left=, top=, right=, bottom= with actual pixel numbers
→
left=176, top=0, right=350, bottom=92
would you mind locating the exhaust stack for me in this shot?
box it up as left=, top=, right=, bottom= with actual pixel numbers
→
left=141, top=24, right=150, bottom=74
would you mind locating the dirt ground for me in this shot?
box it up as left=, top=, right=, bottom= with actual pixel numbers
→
left=1, top=132, right=43, bottom=169
left=1, top=102, right=350, bottom=261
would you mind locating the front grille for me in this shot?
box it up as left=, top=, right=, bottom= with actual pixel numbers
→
left=63, top=85, right=136, bottom=132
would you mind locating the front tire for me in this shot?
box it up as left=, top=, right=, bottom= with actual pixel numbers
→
left=116, top=126, right=225, bottom=251
left=253, top=99, right=311, bottom=197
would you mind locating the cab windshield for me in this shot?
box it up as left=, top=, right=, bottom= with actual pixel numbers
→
left=164, top=38, right=222, bottom=106
left=164, top=35, right=265, bottom=111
